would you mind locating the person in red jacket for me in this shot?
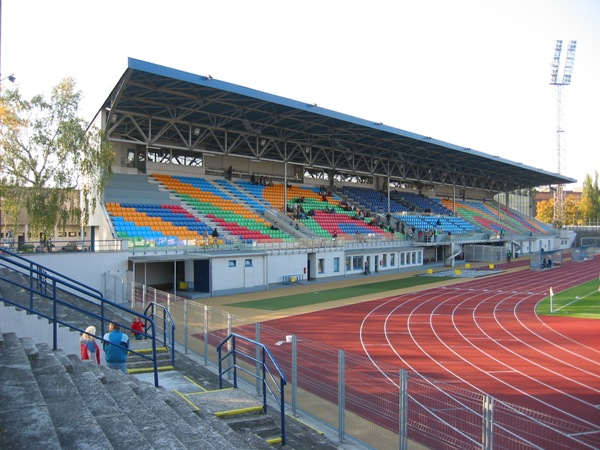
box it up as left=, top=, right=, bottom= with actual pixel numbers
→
left=131, top=316, right=144, bottom=340
left=80, top=325, right=101, bottom=364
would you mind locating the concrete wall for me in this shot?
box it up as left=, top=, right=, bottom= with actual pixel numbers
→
left=0, top=303, right=81, bottom=357
left=19, top=251, right=128, bottom=294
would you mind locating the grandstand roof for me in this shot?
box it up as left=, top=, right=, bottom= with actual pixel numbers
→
left=99, top=58, right=574, bottom=192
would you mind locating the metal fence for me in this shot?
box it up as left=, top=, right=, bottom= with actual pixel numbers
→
left=104, top=273, right=600, bottom=450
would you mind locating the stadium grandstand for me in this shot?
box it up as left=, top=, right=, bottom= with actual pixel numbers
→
left=3, top=57, right=596, bottom=450
left=79, top=57, right=574, bottom=295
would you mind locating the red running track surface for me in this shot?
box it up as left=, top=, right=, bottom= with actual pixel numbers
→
left=266, top=257, right=600, bottom=431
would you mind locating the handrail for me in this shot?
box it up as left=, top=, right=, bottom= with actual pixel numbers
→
left=0, top=248, right=104, bottom=298
left=143, top=302, right=176, bottom=366
left=0, top=250, right=161, bottom=387
left=217, top=333, right=287, bottom=446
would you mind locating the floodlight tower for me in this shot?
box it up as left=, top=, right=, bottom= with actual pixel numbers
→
left=549, top=39, right=576, bottom=226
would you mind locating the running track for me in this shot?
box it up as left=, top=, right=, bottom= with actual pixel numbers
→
left=267, top=257, right=600, bottom=436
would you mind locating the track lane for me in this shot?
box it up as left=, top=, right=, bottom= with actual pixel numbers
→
left=265, top=257, right=600, bottom=440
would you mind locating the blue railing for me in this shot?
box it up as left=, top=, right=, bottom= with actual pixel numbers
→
left=143, top=302, right=176, bottom=366
left=217, top=333, right=287, bottom=445
left=0, top=249, right=163, bottom=387
left=1, top=248, right=104, bottom=299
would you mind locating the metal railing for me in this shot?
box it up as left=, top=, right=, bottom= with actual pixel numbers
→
left=143, top=301, right=176, bottom=367
left=217, top=333, right=287, bottom=446
left=0, top=250, right=163, bottom=387
left=1, top=248, right=104, bottom=299
left=108, top=272, right=600, bottom=449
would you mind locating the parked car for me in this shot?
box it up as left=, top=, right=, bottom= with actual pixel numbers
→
left=62, top=242, right=80, bottom=252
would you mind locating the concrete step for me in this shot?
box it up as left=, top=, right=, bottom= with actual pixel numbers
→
left=89, top=363, right=192, bottom=449
left=127, top=345, right=172, bottom=372
left=0, top=332, right=61, bottom=450
left=67, top=355, right=155, bottom=450
left=223, top=411, right=282, bottom=442
left=189, top=387, right=276, bottom=449
left=31, top=342, right=114, bottom=449
left=0, top=272, right=344, bottom=450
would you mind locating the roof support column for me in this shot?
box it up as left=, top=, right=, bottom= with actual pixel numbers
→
left=452, top=185, right=456, bottom=217
left=387, top=176, right=390, bottom=215
left=283, top=142, right=288, bottom=213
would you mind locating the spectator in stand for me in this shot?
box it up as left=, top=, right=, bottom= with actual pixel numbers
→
left=212, top=228, right=220, bottom=248
left=131, top=317, right=144, bottom=340
left=80, top=326, right=101, bottom=364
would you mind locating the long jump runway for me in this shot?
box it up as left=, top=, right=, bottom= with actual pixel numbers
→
left=267, top=257, right=600, bottom=434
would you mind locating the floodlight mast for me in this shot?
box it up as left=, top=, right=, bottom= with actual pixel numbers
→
left=549, top=39, right=576, bottom=226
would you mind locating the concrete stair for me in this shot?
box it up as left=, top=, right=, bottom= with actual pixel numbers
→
left=0, top=264, right=345, bottom=450
left=0, top=329, right=273, bottom=450
left=127, top=341, right=174, bottom=373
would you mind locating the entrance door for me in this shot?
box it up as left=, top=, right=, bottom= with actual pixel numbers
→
left=193, top=260, right=210, bottom=292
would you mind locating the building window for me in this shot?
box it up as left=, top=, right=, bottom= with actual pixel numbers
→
left=245, top=259, right=253, bottom=267
left=318, top=259, right=324, bottom=274
left=228, top=260, right=236, bottom=268
left=333, top=257, right=340, bottom=272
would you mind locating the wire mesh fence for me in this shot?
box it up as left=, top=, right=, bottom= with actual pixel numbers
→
left=104, top=273, right=600, bottom=450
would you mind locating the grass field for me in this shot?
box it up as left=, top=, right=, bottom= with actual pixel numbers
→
left=537, top=278, right=600, bottom=319
left=225, top=275, right=453, bottom=310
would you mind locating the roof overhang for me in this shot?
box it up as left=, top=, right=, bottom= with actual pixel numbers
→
left=99, top=57, right=575, bottom=192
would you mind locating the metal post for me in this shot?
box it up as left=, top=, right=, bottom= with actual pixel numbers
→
left=227, top=313, right=233, bottom=380
left=399, top=369, right=408, bottom=450
left=255, top=323, right=261, bottom=396
left=338, top=349, right=345, bottom=443
left=183, top=299, right=188, bottom=354
left=482, top=395, right=494, bottom=450
left=173, top=259, right=177, bottom=299
left=121, top=276, right=126, bottom=305
left=291, top=335, right=298, bottom=417
left=203, top=304, right=209, bottom=365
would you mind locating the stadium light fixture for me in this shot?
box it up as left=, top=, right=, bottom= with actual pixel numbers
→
left=0, top=74, right=15, bottom=83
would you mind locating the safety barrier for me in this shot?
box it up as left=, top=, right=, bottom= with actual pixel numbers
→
left=283, top=274, right=304, bottom=284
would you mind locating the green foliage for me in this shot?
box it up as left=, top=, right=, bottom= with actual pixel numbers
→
left=0, top=77, right=114, bottom=237
left=564, top=194, right=579, bottom=226
left=578, top=173, right=599, bottom=224
left=535, top=198, right=554, bottom=223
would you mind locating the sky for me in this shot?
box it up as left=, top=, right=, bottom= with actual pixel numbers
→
left=2, top=0, right=599, bottom=188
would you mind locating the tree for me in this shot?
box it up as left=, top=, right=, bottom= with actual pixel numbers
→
left=578, top=173, right=599, bottom=225
left=0, top=78, right=114, bottom=240
left=563, top=194, right=580, bottom=225
left=536, top=198, right=554, bottom=223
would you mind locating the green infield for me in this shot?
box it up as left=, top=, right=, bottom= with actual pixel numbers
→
left=537, top=278, right=600, bottom=319
left=226, top=276, right=453, bottom=310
